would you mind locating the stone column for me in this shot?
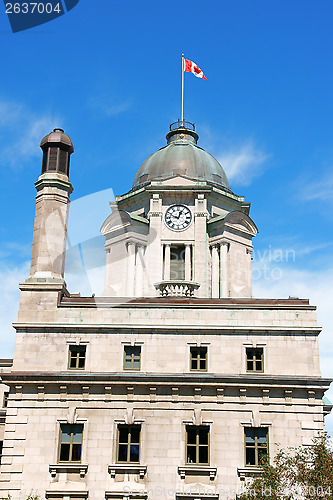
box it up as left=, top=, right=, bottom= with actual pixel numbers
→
left=164, top=244, right=171, bottom=280
left=211, top=245, right=219, bottom=298
left=135, top=245, right=144, bottom=297
left=127, top=242, right=136, bottom=296
left=220, top=242, right=229, bottom=298
left=185, top=244, right=191, bottom=281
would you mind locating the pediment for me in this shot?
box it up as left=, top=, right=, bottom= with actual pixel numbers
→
left=100, top=210, right=132, bottom=236
left=208, top=210, right=258, bottom=239
left=153, top=175, right=201, bottom=187
left=224, top=211, right=258, bottom=236
left=101, top=210, right=148, bottom=237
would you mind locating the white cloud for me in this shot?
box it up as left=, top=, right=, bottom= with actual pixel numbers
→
left=217, top=142, right=268, bottom=186
left=0, top=99, right=62, bottom=167
left=300, top=170, right=333, bottom=203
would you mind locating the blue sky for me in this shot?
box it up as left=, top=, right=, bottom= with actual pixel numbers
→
left=0, top=1, right=333, bottom=430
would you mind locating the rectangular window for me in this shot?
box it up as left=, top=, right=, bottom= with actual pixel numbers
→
left=68, top=345, right=86, bottom=370
left=59, top=424, right=83, bottom=462
left=117, top=425, right=141, bottom=463
left=245, top=427, right=268, bottom=466
left=123, top=345, right=141, bottom=370
left=246, top=347, right=263, bottom=372
left=186, top=425, right=209, bottom=465
left=170, top=245, right=185, bottom=280
left=0, top=441, right=3, bottom=465
left=190, top=347, right=207, bottom=371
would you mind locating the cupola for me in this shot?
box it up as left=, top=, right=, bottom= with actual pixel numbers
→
left=40, top=128, right=74, bottom=177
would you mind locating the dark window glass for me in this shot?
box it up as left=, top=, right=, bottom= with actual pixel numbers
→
left=3, top=392, right=9, bottom=408
left=117, top=425, right=141, bottom=463
left=199, top=446, right=208, bottom=464
left=190, top=347, right=207, bottom=371
left=245, top=427, right=268, bottom=466
left=246, top=348, right=264, bottom=372
left=58, top=149, right=68, bottom=174
left=68, top=345, right=86, bottom=370
left=42, top=150, right=48, bottom=173
left=170, top=245, right=185, bottom=280
left=186, top=425, right=209, bottom=465
left=59, top=424, right=83, bottom=463
left=48, top=147, right=58, bottom=170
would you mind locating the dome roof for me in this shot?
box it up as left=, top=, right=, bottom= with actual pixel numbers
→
left=40, top=128, right=74, bottom=153
left=132, top=125, right=229, bottom=189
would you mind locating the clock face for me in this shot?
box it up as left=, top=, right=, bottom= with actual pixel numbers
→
left=165, top=205, right=192, bottom=231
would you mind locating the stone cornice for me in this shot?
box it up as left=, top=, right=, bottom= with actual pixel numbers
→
left=56, top=296, right=316, bottom=310
left=11, top=323, right=321, bottom=336
left=2, top=372, right=331, bottom=389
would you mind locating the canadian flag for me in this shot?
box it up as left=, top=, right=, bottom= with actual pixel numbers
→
left=184, top=58, right=207, bottom=80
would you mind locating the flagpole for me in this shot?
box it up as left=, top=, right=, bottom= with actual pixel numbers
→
left=181, top=53, right=184, bottom=123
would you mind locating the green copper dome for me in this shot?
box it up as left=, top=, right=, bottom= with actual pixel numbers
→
left=132, top=125, right=229, bottom=189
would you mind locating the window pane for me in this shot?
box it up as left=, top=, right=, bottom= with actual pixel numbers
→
left=61, top=425, right=72, bottom=443
left=198, top=427, right=209, bottom=444
left=72, top=426, right=83, bottom=443
left=245, top=428, right=255, bottom=443
left=130, top=444, right=140, bottom=462
left=186, top=446, right=196, bottom=464
left=247, top=360, right=253, bottom=371
left=118, top=444, right=128, bottom=462
left=132, top=346, right=141, bottom=356
left=78, top=357, right=85, bottom=369
left=60, top=443, right=70, bottom=461
left=133, top=357, right=140, bottom=369
left=199, top=446, right=208, bottom=464
left=257, top=429, right=268, bottom=444
left=258, top=447, right=268, bottom=463
left=246, top=447, right=256, bottom=465
left=70, top=357, right=77, bottom=368
left=256, top=360, right=262, bottom=371
left=72, top=443, right=82, bottom=461
left=125, top=357, right=132, bottom=369
left=191, top=359, right=197, bottom=370
left=130, top=427, right=140, bottom=443
left=187, top=427, right=197, bottom=444
left=200, top=359, right=206, bottom=370
left=119, top=427, right=129, bottom=444
left=199, top=348, right=206, bottom=359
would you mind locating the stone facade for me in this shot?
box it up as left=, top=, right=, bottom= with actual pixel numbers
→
left=0, top=124, right=331, bottom=500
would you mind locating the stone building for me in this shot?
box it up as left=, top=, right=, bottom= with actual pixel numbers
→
left=0, top=122, right=331, bottom=499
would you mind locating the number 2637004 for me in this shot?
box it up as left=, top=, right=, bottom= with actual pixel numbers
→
left=5, top=3, right=62, bottom=14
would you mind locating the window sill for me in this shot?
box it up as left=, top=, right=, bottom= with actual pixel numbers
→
left=49, top=464, right=88, bottom=478
left=178, top=465, right=217, bottom=480
left=108, top=464, right=147, bottom=478
left=237, top=467, right=263, bottom=480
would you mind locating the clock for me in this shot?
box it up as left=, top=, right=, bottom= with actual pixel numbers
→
left=165, top=205, right=192, bottom=231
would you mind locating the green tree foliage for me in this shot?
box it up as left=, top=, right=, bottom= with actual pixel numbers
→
left=238, top=434, right=333, bottom=500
